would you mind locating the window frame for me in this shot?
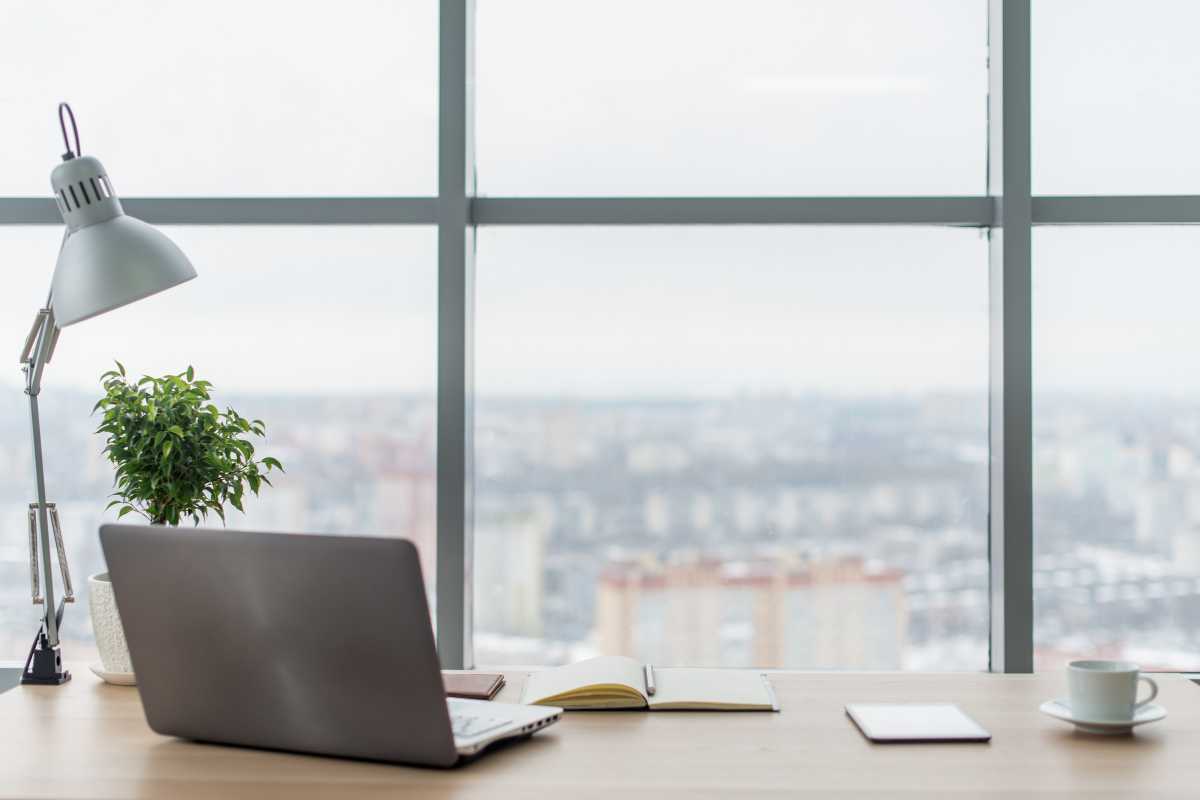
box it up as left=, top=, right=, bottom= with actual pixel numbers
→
left=5, top=0, right=1196, bottom=671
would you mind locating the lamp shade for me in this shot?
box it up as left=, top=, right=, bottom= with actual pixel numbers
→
left=51, top=216, right=196, bottom=326
left=48, top=155, right=196, bottom=327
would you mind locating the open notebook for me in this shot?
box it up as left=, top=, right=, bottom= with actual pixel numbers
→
left=521, top=656, right=779, bottom=711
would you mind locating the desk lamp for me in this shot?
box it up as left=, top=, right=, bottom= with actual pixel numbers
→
left=19, top=103, right=197, bottom=685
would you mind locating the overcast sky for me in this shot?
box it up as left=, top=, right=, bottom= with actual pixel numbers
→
left=2, top=1, right=1199, bottom=397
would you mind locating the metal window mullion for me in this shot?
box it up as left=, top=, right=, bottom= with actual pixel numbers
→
left=1033, top=196, right=1200, bottom=224
left=13, top=195, right=1200, bottom=227
left=472, top=196, right=992, bottom=226
left=436, top=0, right=475, bottom=670
left=987, top=0, right=1034, bottom=674
left=0, top=195, right=990, bottom=228
left=0, top=197, right=438, bottom=225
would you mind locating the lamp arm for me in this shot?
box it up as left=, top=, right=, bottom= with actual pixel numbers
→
left=19, top=310, right=43, bottom=364
left=22, top=306, right=62, bottom=648
left=25, top=241, right=64, bottom=396
left=22, top=308, right=57, bottom=397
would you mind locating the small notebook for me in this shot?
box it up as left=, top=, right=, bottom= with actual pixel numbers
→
left=443, top=672, right=505, bottom=701
left=521, top=656, right=778, bottom=711
left=845, top=703, right=991, bottom=743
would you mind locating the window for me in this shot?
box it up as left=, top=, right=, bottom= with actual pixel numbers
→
left=1033, top=0, right=1200, bottom=194
left=1034, top=226, right=1200, bottom=670
left=476, top=0, right=987, bottom=196
left=8, top=1, right=1200, bottom=674
left=0, top=227, right=435, bottom=662
left=1, top=1, right=436, bottom=196
left=474, top=226, right=989, bottom=669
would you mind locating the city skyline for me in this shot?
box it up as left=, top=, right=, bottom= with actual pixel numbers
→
left=2, top=385, right=1197, bottom=673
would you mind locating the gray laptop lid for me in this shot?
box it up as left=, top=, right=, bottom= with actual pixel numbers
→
left=100, top=524, right=458, bottom=766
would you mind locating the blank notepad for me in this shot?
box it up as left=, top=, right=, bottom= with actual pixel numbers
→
left=845, top=704, right=991, bottom=743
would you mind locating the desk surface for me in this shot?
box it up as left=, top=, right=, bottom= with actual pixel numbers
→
left=1, top=668, right=1197, bottom=799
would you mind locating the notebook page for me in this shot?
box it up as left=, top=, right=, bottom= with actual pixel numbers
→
left=522, top=656, right=647, bottom=705
left=649, top=668, right=778, bottom=710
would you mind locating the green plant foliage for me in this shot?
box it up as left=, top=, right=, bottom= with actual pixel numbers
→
left=94, top=361, right=284, bottom=526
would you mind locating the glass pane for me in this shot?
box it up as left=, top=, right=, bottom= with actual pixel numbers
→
left=1035, top=227, right=1200, bottom=670
left=2, top=2, right=436, bottom=196
left=1034, top=1, right=1200, bottom=194
left=0, top=226, right=436, bottom=661
left=477, top=0, right=987, bottom=196
left=474, top=226, right=989, bottom=669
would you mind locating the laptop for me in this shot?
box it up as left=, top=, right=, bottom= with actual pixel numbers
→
left=99, top=524, right=561, bottom=766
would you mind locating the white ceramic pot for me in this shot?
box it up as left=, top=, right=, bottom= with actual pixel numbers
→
left=89, top=572, right=134, bottom=677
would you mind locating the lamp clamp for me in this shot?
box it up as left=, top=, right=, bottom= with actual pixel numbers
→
left=21, top=601, right=71, bottom=686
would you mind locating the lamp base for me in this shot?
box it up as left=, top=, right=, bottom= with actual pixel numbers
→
left=21, top=631, right=71, bottom=686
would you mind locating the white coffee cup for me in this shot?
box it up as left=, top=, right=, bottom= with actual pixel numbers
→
left=1067, top=660, right=1158, bottom=722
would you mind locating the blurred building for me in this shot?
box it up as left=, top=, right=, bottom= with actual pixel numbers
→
left=475, top=513, right=549, bottom=638
left=239, top=485, right=308, bottom=532
left=596, top=554, right=908, bottom=668
left=371, top=466, right=436, bottom=586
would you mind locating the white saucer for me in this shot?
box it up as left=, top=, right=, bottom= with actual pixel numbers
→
left=89, top=664, right=137, bottom=686
left=1039, top=699, right=1165, bottom=735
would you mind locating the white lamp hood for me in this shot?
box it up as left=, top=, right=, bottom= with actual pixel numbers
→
left=48, top=154, right=196, bottom=327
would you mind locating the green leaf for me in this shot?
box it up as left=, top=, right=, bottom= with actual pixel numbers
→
left=96, top=364, right=282, bottom=526
left=117, top=506, right=135, bottom=519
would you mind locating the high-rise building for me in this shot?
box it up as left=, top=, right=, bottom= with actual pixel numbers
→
left=371, top=467, right=436, bottom=585
left=475, top=513, right=549, bottom=638
left=596, top=554, right=907, bottom=668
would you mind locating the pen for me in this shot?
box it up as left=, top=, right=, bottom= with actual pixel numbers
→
left=644, top=664, right=656, bottom=696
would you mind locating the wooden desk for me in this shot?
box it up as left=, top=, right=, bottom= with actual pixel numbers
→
left=1, top=668, right=1196, bottom=798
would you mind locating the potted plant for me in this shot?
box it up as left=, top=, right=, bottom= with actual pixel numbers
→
left=88, top=362, right=283, bottom=682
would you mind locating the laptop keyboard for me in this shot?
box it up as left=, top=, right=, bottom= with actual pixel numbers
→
left=450, top=713, right=512, bottom=739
